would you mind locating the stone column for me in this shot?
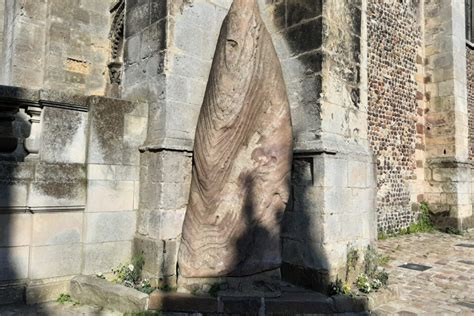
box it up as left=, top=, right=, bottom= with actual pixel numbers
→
left=424, top=0, right=473, bottom=230
left=260, top=0, right=376, bottom=292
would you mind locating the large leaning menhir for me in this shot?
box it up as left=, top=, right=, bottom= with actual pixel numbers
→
left=178, top=0, right=292, bottom=278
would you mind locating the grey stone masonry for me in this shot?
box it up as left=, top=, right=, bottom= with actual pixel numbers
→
left=0, top=0, right=112, bottom=95
left=70, top=275, right=149, bottom=313
left=0, top=85, right=148, bottom=304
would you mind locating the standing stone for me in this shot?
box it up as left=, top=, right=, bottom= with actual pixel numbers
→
left=177, top=0, right=292, bottom=288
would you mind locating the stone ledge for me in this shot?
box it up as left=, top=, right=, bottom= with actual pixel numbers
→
left=26, top=278, right=71, bottom=305
left=0, top=85, right=149, bottom=114
left=70, top=275, right=149, bottom=313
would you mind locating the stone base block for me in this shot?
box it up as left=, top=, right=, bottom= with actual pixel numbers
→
left=26, top=278, right=70, bottom=304
left=149, top=284, right=370, bottom=314
left=430, top=213, right=473, bottom=231
left=0, top=282, right=25, bottom=305
left=70, top=275, right=149, bottom=313
left=177, top=268, right=281, bottom=297
left=281, top=262, right=330, bottom=294
left=366, top=284, right=400, bottom=310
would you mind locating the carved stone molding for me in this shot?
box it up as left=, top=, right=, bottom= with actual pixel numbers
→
left=108, top=0, right=124, bottom=89
left=24, top=106, right=43, bottom=158
left=108, top=61, right=123, bottom=85
left=0, top=205, right=86, bottom=213
left=109, top=0, right=125, bottom=60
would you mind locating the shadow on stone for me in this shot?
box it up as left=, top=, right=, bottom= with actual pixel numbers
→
left=0, top=87, right=34, bottom=304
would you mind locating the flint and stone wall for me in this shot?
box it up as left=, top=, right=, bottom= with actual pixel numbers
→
left=468, top=46, right=474, bottom=159
left=0, top=0, right=112, bottom=95
left=367, top=0, right=423, bottom=232
left=0, top=86, right=147, bottom=304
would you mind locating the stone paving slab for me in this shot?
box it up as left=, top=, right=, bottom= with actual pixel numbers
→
left=373, top=230, right=474, bottom=315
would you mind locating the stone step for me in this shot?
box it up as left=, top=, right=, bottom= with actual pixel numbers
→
left=149, top=289, right=370, bottom=315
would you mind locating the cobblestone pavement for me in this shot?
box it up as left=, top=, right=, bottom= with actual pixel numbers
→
left=373, top=230, right=474, bottom=315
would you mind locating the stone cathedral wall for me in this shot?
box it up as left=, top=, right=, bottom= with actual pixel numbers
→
left=367, top=0, right=424, bottom=233
left=0, top=0, right=112, bottom=95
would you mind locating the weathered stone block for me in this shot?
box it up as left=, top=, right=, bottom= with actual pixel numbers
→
left=166, top=51, right=212, bottom=82
left=134, top=181, right=139, bottom=210
left=133, top=235, right=162, bottom=277
left=282, top=238, right=326, bottom=269
left=165, top=101, right=201, bottom=140
left=79, top=0, right=110, bottom=14
left=31, top=212, right=83, bottom=246
left=85, top=211, right=136, bottom=243
left=115, top=165, right=139, bottom=181
left=141, top=151, right=192, bottom=184
left=141, top=19, right=167, bottom=59
left=26, top=278, right=70, bottom=304
left=82, top=241, right=132, bottom=275
left=162, top=239, right=179, bottom=276
left=0, top=282, right=25, bottom=305
left=0, top=163, right=34, bottom=180
left=0, top=85, right=39, bottom=101
left=124, top=115, right=147, bottom=146
left=0, top=246, right=29, bottom=281
left=0, top=182, right=28, bottom=207
left=86, top=180, right=134, bottom=212
left=157, top=209, right=185, bottom=240
left=0, top=214, right=31, bottom=247
left=87, top=97, right=137, bottom=165
left=29, top=244, right=81, bottom=279
left=323, top=187, right=354, bottom=214
left=87, top=164, right=115, bottom=180
left=150, top=0, right=167, bottom=24
left=171, top=18, right=206, bottom=58
left=70, top=275, right=148, bottom=313
left=347, top=160, right=368, bottom=188
left=35, top=163, right=86, bottom=182
left=28, top=180, right=86, bottom=208
left=40, top=100, right=87, bottom=164
left=125, top=0, right=150, bottom=38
